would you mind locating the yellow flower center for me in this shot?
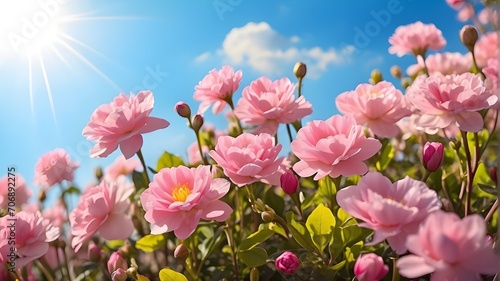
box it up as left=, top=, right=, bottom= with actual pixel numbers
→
left=172, top=184, right=191, bottom=202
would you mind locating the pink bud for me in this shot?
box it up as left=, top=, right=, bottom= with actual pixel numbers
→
left=175, top=101, right=191, bottom=118
left=275, top=251, right=300, bottom=274
left=87, top=242, right=101, bottom=262
left=489, top=166, right=497, bottom=183
left=280, top=170, right=299, bottom=194
left=111, top=268, right=128, bottom=281
left=354, top=254, right=389, bottom=281
left=192, top=114, right=204, bottom=132
left=423, top=142, right=444, bottom=172
left=107, top=252, right=127, bottom=275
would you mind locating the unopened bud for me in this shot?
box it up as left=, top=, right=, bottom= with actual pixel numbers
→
left=401, top=77, right=412, bottom=89
left=489, top=166, right=497, bottom=183
left=174, top=244, right=190, bottom=261
left=192, top=114, right=204, bottom=132
left=175, top=101, right=191, bottom=118
left=111, top=268, right=128, bottom=281
left=390, top=65, right=402, bottom=79
left=422, top=142, right=444, bottom=172
left=261, top=211, right=275, bottom=222
left=293, top=62, right=307, bottom=79
left=460, top=25, right=478, bottom=52
left=88, top=242, right=102, bottom=262
left=250, top=268, right=260, bottom=281
left=38, top=188, right=46, bottom=202
left=95, top=166, right=103, bottom=182
left=280, top=170, right=299, bottom=195
left=107, top=252, right=128, bottom=274
left=369, top=69, right=383, bottom=85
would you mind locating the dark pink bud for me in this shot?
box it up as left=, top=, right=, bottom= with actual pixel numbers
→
left=275, top=251, right=300, bottom=274
left=111, top=268, right=127, bottom=281
left=423, top=142, right=444, bottom=172
left=354, top=253, right=389, bottom=281
left=87, top=242, right=101, bottom=262
left=175, top=101, right=191, bottom=118
left=192, top=114, right=204, bottom=132
left=280, top=170, right=299, bottom=194
left=489, top=166, right=497, bottom=183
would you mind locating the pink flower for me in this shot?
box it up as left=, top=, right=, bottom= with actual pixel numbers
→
left=0, top=174, right=32, bottom=209
left=70, top=176, right=135, bottom=252
left=408, top=73, right=497, bottom=133
left=42, top=201, right=68, bottom=228
left=475, top=32, right=498, bottom=68
left=457, top=3, right=474, bottom=22
left=291, top=115, right=381, bottom=180
left=275, top=251, right=300, bottom=274
left=140, top=165, right=232, bottom=240
left=397, top=211, right=500, bottom=280
left=335, top=81, right=411, bottom=138
left=234, top=77, right=313, bottom=135
left=209, top=133, right=285, bottom=186
left=354, top=253, right=389, bottom=281
left=0, top=211, right=60, bottom=267
left=187, top=141, right=209, bottom=165
left=194, top=66, right=243, bottom=114
left=82, top=91, right=170, bottom=159
left=336, top=172, right=442, bottom=254
left=479, top=8, right=498, bottom=28
left=484, top=58, right=499, bottom=98
left=423, top=142, right=444, bottom=172
left=445, top=0, right=465, bottom=9
left=389, top=21, right=446, bottom=57
left=34, top=148, right=79, bottom=188
left=406, top=52, right=472, bottom=76
left=104, top=155, right=143, bottom=181
left=42, top=245, right=65, bottom=270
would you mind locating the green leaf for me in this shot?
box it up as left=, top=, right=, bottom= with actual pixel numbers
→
left=156, top=151, right=185, bottom=171
left=239, top=227, right=274, bottom=251
left=286, top=212, right=318, bottom=252
left=135, top=234, right=166, bottom=253
left=105, top=239, right=124, bottom=250
left=376, top=141, right=395, bottom=171
left=63, top=186, right=81, bottom=196
left=306, top=204, right=335, bottom=252
left=238, top=247, right=268, bottom=268
left=133, top=170, right=148, bottom=190
left=137, top=274, right=150, bottom=281
left=478, top=183, right=498, bottom=195
left=159, top=269, right=188, bottom=281
left=264, top=188, right=285, bottom=216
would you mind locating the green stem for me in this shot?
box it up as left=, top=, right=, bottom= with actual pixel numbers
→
left=227, top=98, right=244, bottom=135
left=286, top=123, right=294, bottom=143
left=461, top=131, right=474, bottom=216
left=136, top=149, right=150, bottom=184
left=188, top=118, right=209, bottom=165
left=421, top=170, right=431, bottom=182
left=420, top=53, right=430, bottom=77
left=470, top=48, right=486, bottom=79
left=297, top=77, right=303, bottom=98
left=223, top=226, right=241, bottom=281
left=36, top=259, right=55, bottom=281
left=391, top=256, right=400, bottom=281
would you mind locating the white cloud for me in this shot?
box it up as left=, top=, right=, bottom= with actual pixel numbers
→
left=194, top=51, right=211, bottom=63
left=218, top=22, right=353, bottom=79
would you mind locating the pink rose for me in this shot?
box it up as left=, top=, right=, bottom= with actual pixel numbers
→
left=291, top=115, right=381, bottom=180
left=234, top=77, right=313, bottom=135
left=194, top=66, right=243, bottom=114
left=397, top=211, right=500, bottom=280
left=475, top=32, right=498, bottom=68
left=280, top=170, right=299, bottom=195
left=275, top=251, right=300, bottom=274
left=70, top=176, right=135, bottom=252
left=408, top=72, right=497, bottom=133
left=34, top=148, right=79, bottom=189
left=335, top=81, right=411, bottom=138
left=209, top=133, right=286, bottom=186
left=82, top=91, right=170, bottom=159
left=140, top=165, right=232, bottom=240
left=104, top=155, right=143, bottom=181
left=42, top=201, right=68, bottom=228
left=0, top=211, right=60, bottom=267
left=484, top=58, right=499, bottom=99
left=354, top=253, right=389, bottom=281
left=422, top=142, right=444, bottom=172
left=406, top=52, right=472, bottom=77
left=336, top=172, right=442, bottom=254
left=389, top=21, right=446, bottom=57
left=0, top=174, right=32, bottom=209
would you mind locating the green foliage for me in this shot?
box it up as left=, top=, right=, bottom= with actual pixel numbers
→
left=376, top=141, right=395, bottom=172
left=238, top=247, right=268, bottom=268
left=286, top=211, right=319, bottom=253
left=135, top=234, right=166, bottom=252
left=306, top=203, right=335, bottom=252
left=239, top=227, right=274, bottom=251
left=156, top=151, right=185, bottom=171
left=159, top=269, right=188, bottom=281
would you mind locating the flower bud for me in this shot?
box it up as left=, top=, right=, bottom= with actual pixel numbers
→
left=250, top=267, right=260, bottom=281
left=423, top=142, right=444, bottom=172
left=38, top=188, right=46, bottom=202
left=489, top=166, right=497, bottom=183
left=401, top=77, right=411, bottom=89
left=354, top=253, right=389, bottom=281
left=191, top=114, right=204, bottom=132
left=275, top=251, right=300, bottom=274
left=369, top=69, right=383, bottom=85
left=174, top=244, right=190, bottom=261
left=95, top=166, right=103, bottom=182
left=107, top=252, right=128, bottom=275
left=293, top=62, right=307, bottom=79
left=111, top=268, right=128, bottom=281
left=175, top=101, right=191, bottom=118
left=261, top=211, right=275, bottom=222
left=88, top=242, right=101, bottom=262
left=390, top=65, right=402, bottom=79
left=460, top=25, right=478, bottom=52
left=280, top=170, right=299, bottom=195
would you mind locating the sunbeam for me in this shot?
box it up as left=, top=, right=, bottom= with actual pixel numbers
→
left=38, top=53, right=57, bottom=125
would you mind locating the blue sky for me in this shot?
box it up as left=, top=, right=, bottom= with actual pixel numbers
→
left=0, top=0, right=470, bottom=199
